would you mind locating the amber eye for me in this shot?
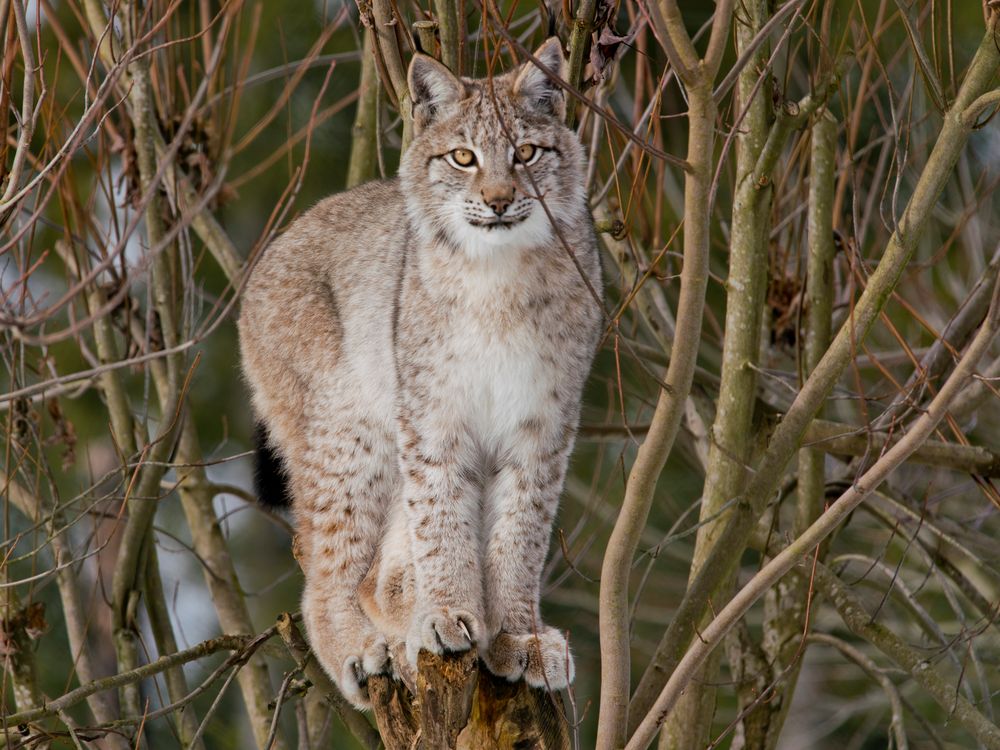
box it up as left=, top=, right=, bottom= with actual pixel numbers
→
left=449, top=148, right=476, bottom=167
left=516, top=143, right=539, bottom=164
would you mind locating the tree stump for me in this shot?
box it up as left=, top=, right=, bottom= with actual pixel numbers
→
left=368, top=650, right=571, bottom=750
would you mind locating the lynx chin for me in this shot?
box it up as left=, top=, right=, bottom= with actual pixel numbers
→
left=239, top=37, right=602, bottom=708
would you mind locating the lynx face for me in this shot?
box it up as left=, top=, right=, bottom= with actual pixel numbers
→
left=400, top=40, right=586, bottom=258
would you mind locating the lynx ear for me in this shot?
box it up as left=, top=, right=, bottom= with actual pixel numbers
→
left=408, top=54, right=465, bottom=131
left=513, top=37, right=567, bottom=119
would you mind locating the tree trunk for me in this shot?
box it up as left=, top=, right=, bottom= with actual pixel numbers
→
left=369, top=650, right=571, bottom=750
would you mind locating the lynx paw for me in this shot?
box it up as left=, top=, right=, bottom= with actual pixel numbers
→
left=336, top=636, right=391, bottom=709
left=405, top=607, right=484, bottom=667
left=484, top=628, right=574, bottom=690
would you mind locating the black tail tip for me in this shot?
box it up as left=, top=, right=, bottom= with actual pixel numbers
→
left=252, top=421, right=293, bottom=510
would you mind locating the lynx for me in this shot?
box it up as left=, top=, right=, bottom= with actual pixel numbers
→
left=238, top=37, right=602, bottom=708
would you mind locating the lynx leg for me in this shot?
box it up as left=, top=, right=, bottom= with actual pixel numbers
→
left=358, top=500, right=417, bottom=687
left=396, top=412, right=486, bottom=669
left=359, top=499, right=416, bottom=638
left=291, top=415, right=397, bottom=708
left=482, top=420, right=575, bottom=690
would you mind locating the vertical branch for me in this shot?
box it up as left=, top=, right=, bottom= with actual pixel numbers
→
left=71, top=5, right=280, bottom=745
left=81, top=0, right=116, bottom=68
left=54, top=238, right=139, bottom=457
left=629, top=15, right=1000, bottom=721
left=565, top=0, right=597, bottom=128
left=347, top=29, right=379, bottom=188
left=143, top=545, right=207, bottom=750
left=643, top=0, right=700, bottom=82
left=109, top=24, right=187, bottom=726
left=174, top=421, right=289, bottom=750
left=413, top=20, right=438, bottom=58
left=657, top=1, right=773, bottom=745
left=626, top=278, right=1000, bottom=749
left=111, top=437, right=182, bottom=727
left=798, top=111, right=838, bottom=534
left=0, top=0, right=36, bottom=208
left=597, top=80, right=715, bottom=750
left=2, top=473, right=131, bottom=749
left=49, top=236, right=142, bottom=748
left=595, top=3, right=734, bottom=747
left=433, top=0, right=461, bottom=74
left=748, top=108, right=839, bottom=750
left=367, top=0, right=414, bottom=148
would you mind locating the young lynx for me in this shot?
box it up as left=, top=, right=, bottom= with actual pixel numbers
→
left=239, top=37, right=602, bottom=708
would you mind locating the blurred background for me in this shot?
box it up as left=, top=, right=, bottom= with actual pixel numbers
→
left=2, top=0, right=999, bottom=748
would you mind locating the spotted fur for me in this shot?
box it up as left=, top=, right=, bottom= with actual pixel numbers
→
left=238, top=38, right=602, bottom=708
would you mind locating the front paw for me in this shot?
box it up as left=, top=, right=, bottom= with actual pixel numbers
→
left=484, top=627, right=575, bottom=690
left=336, top=636, right=391, bottom=709
left=405, top=607, right=484, bottom=668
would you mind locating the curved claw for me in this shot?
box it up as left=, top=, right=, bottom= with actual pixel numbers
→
left=457, top=619, right=471, bottom=642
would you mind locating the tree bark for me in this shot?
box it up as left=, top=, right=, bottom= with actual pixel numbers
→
left=370, top=650, right=571, bottom=750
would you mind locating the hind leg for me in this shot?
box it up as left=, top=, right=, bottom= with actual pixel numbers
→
left=290, top=413, right=397, bottom=708
left=358, top=498, right=420, bottom=690
left=239, top=255, right=398, bottom=705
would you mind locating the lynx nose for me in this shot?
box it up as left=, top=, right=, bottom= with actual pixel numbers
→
left=482, top=187, right=514, bottom=216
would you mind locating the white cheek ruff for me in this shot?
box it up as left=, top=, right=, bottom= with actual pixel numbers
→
left=446, top=203, right=555, bottom=257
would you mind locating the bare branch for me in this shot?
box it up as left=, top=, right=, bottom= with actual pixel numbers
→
left=627, top=273, right=1000, bottom=749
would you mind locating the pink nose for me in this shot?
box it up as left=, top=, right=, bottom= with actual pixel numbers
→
left=482, top=189, right=514, bottom=216
left=487, top=198, right=511, bottom=215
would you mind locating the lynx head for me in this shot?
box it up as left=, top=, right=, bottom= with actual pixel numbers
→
left=399, top=38, right=586, bottom=258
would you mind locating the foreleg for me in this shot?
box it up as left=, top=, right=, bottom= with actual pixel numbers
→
left=482, top=419, right=576, bottom=689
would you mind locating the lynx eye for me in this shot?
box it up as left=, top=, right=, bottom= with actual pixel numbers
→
left=447, top=148, right=477, bottom=168
left=515, top=143, right=541, bottom=165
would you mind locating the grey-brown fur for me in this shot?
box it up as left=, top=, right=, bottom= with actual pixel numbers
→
left=239, top=38, right=602, bottom=707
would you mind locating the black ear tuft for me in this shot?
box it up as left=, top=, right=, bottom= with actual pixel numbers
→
left=408, top=54, right=465, bottom=131
left=513, top=37, right=567, bottom=119
left=253, top=421, right=293, bottom=510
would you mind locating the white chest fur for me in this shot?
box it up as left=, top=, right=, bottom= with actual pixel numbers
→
left=416, top=244, right=565, bottom=450
left=448, top=319, right=555, bottom=447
